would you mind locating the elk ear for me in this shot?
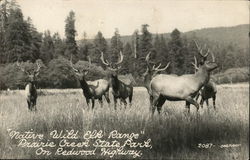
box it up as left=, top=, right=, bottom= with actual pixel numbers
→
left=142, top=67, right=149, bottom=77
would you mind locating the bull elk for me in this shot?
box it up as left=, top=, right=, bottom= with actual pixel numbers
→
left=142, top=52, right=170, bottom=110
left=192, top=41, right=217, bottom=109
left=16, top=61, right=41, bottom=111
left=70, top=57, right=110, bottom=109
left=100, top=51, right=133, bottom=109
left=149, top=43, right=217, bottom=115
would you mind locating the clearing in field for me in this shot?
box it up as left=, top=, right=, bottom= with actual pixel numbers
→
left=0, top=85, right=249, bottom=159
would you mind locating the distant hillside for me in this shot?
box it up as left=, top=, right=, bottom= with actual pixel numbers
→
left=103, top=24, right=249, bottom=50
left=185, top=24, right=249, bottom=49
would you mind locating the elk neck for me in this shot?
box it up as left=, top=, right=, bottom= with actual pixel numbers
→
left=194, top=66, right=210, bottom=87
left=79, top=77, right=92, bottom=98
left=110, top=74, right=120, bottom=91
left=144, top=73, right=153, bottom=92
left=26, top=82, right=37, bottom=95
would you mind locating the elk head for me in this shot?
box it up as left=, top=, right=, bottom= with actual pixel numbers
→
left=100, top=51, right=124, bottom=77
left=70, top=55, right=91, bottom=80
left=193, top=41, right=218, bottom=73
left=17, top=61, right=41, bottom=83
left=142, top=52, right=170, bottom=78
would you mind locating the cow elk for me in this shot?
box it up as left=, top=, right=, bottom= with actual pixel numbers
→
left=17, top=61, right=41, bottom=111
left=193, top=41, right=217, bottom=110
left=149, top=44, right=218, bottom=115
left=100, top=51, right=133, bottom=109
left=70, top=57, right=110, bottom=110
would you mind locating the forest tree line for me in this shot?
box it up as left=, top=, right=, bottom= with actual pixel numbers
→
left=0, top=0, right=249, bottom=89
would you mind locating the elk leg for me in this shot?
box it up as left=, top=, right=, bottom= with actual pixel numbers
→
left=113, top=96, right=117, bottom=110
left=212, top=95, right=216, bottom=110
left=33, top=99, right=37, bottom=111
left=185, top=101, right=190, bottom=113
left=129, top=88, right=133, bottom=107
left=195, top=92, right=200, bottom=101
left=186, top=97, right=199, bottom=111
left=205, top=99, right=209, bottom=107
left=31, top=102, right=35, bottom=111
left=121, top=99, right=127, bottom=109
left=151, top=95, right=159, bottom=116
left=156, top=96, right=166, bottom=114
left=98, top=97, right=103, bottom=108
left=27, top=100, right=31, bottom=111
left=200, top=98, right=204, bottom=108
left=149, top=95, right=153, bottom=111
left=104, top=92, right=111, bottom=104
left=152, top=105, right=156, bottom=116
left=91, top=99, right=95, bottom=110
left=86, top=99, right=90, bottom=110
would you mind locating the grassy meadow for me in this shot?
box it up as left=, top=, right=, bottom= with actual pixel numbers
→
left=0, top=84, right=249, bottom=159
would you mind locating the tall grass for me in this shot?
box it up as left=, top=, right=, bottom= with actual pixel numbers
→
left=0, top=86, right=249, bottom=159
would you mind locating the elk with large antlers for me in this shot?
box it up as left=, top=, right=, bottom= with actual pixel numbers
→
left=149, top=42, right=217, bottom=115
left=100, top=51, right=133, bottom=109
left=192, top=42, right=217, bottom=110
left=16, top=61, right=41, bottom=111
left=142, top=52, right=170, bottom=110
left=70, top=56, right=110, bottom=110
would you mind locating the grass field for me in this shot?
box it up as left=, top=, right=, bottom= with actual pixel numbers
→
left=0, top=84, right=249, bottom=159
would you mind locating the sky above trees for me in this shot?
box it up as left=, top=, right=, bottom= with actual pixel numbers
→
left=18, top=0, right=248, bottom=39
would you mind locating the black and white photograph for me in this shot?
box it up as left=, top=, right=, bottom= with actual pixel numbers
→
left=0, top=0, right=249, bottom=159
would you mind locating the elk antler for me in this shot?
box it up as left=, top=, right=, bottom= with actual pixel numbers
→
left=145, top=52, right=151, bottom=62
left=145, top=51, right=151, bottom=68
left=210, top=52, right=215, bottom=62
left=152, top=63, right=162, bottom=70
left=193, top=40, right=209, bottom=58
left=100, top=52, right=110, bottom=66
left=153, top=62, right=170, bottom=72
left=115, top=51, right=124, bottom=65
left=191, top=56, right=199, bottom=72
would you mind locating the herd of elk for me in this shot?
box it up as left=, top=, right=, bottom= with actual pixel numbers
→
left=100, top=51, right=133, bottom=109
left=70, top=56, right=110, bottom=110
left=16, top=40, right=218, bottom=115
left=149, top=42, right=218, bottom=115
left=16, top=61, right=41, bottom=111
left=192, top=41, right=217, bottom=110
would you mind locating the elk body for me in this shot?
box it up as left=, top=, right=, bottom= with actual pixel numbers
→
left=100, top=51, right=133, bottom=109
left=17, top=61, right=41, bottom=111
left=196, top=81, right=217, bottom=109
left=149, top=43, right=217, bottom=115
left=71, top=58, right=110, bottom=109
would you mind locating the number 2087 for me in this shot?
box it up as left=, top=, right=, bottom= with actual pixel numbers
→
left=198, top=143, right=214, bottom=149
